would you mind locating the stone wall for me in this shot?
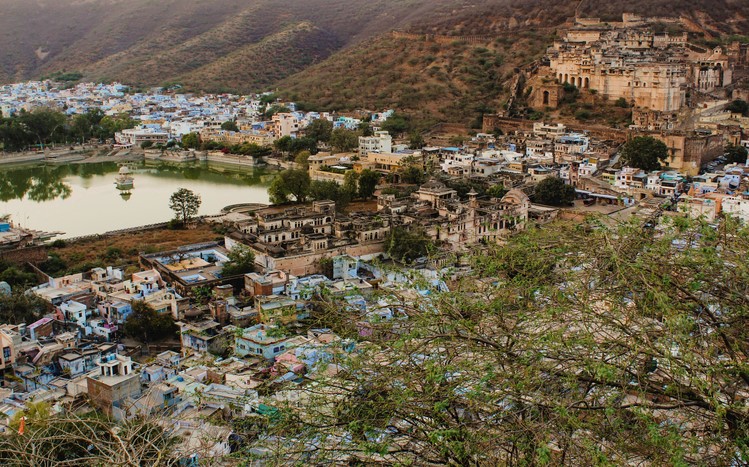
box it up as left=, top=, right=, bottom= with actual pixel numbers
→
left=0, top=246, right=47, bottom=265
left=251, top=242, right=387, bottom=277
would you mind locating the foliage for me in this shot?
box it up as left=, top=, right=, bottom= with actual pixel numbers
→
left=0, top=412, right=180, bottom=465
left=615, top=97, right=630, bottom=108
left=330, top=128, right=358, bottom=153
left=357, top=169, right=379, bottom=199
left=221, top=120, right=239, bottom=132
left=487, top=183, right=508, bottom=198
left=310, top=177, right=354, bottom=210
left=0, top=260, right=38, bottom=288
left=358, top=121, right=373, bottom=137
left=260, top=216, right=749, bottom=465
left=533, top=177, right=576, bottom=206
left=0, top=290, right=47, bottom=325
left=408, top=131, right=425, bottom=149
left=400, top=166, right=426, bottom=185
left=294, top=150, right=312, bottom=169
left=222, top=244, right=256, bottom=276
left=180, top=132, right=201, bottom=149
left=725, top=144, right=748, bottom=164
left=264, top=105, right=291, bottom=119
left=387, top=226, right=434, bottom=263
left=98, top=113, right=137, bottom=139
left=168, top=188, right=201, bottom=224
left=620, top=136, right=669, bottom=171
left=304, top=118, right=333, bottom=143
left=140, top=140, right=154, bottom=149
left=726, top=99, right=749, bottom=116
left=268, top=168, right=311, bottom=204
left=123, top=300, right=177, bottom=343
left=380, top=112, right=411, bottom=136
left=274, top=136, right=317, bottom=156
left=40, top=252, right=68, bottom=276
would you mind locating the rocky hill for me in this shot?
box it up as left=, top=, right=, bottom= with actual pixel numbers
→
left=1, top=0, right=747, bottom=119
left=0, top=0, right=457, bottom=89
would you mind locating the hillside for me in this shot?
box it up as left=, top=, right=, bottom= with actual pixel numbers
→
left=1, top=0, right=748, bottom=106
left=0, top=0, right=468, bottom=90
left=279, top=0, right=749, bottom=125
left=280, top=31, right=552, bottom=127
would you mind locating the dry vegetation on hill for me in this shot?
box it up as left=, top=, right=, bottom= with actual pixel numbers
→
left=280, top=31, right=552, bottom=127
left=1, top=0, right=747, bottom=119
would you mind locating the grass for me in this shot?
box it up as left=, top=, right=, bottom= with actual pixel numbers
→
left=48, top=223, right=223, bottom=275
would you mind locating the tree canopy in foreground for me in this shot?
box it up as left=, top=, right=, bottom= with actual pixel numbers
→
left=245, top=214, right=749, bottom=465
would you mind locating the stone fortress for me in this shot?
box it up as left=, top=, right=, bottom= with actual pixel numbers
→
left=535, top=14, right=743, bottom=113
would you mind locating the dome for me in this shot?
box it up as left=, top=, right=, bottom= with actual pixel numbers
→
left=119, top=166, right=131, bottom=175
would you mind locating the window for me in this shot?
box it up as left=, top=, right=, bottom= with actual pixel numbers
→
left=273, top=346, right=280, bottom=353
left=256, top=348, right=262, bottom=354
left=3, top=346, right=10, bottom=360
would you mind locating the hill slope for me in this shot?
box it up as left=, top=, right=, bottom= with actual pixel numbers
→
left=0, top=0, right=468, bottom=90
left=0, top=0, right=747, bottom=101
left=279, top=0, right=749, bottom=124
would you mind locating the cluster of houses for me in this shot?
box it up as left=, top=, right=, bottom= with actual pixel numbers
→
left=0, top=233, right=461, bottom=462
left=0, top=79, right=396, bottom=155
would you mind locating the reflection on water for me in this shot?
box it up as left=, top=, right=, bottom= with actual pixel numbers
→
left=0, top=161, right=275, bottom=238
left=0, top=165, right=74, bottom=202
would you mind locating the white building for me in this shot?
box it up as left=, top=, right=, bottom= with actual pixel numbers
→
left=115, top=127, right=169, bottom=146
left=723, top=195, right=749, bottom=223
left=59, top=300, right=91, bottom=331
left=359, top=131, right=392, bottom=156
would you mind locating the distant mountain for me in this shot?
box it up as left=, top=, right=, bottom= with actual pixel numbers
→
left=1, top=0, right=747, bottom=119
left=0, top=0, right=464, bottom=90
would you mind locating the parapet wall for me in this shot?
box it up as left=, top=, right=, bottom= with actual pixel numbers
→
left=0, top=246, right=47, bottom=265
left=391, top=31, right=496, bottom=45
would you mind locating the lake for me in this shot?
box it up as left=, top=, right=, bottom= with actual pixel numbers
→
left=0, top=161, right=275, bottom=238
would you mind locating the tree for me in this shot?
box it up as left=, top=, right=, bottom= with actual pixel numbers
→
left=0, top=290, right=46, bottom=325
left=123, top=301, right=177, bottom=343
left=295, top=150, right=311, bottom=169
left=725, top=144, right=748, bottom=164
left=408, top=131, right=425, bottom=149
left=615, top=97, right=630, bottom=108
left=0, top=412, right=180, bottom=465
left=268, top=169, right=310, bottom=204
left=533, top=177, right=576, bottom=206
left=263, top=104, right=290, bottom=119
left=358, top=169, right=379, bottom=199
left=168, top=188, right=201, bottom=224
left=180, top=132, right=200, bottom=149
left=330, top=128, right=358, bottom=153
left=140, top=141, right=154, bottom=149
left=255, top=216, right=749, bottom=465
left=380, top=112, right=411, bottom=136
left=358, top=121, right=373, bottom=137
left=98, top=113, right=136, bottom=139
left=310, top=180, right=342, bottom=202
left=487, top=183, right=508, bottom=198
left=305, top=118, right=333, bottom=143
left=620, top=136, right=669, bottom=171
left=18, top=108, right=67, bottom=148
left=221, top=120, right=239, bottom=132
left=387, top=226, right=434, bottom=263
left=222, top=244, right=256, bottom=276
left=400, top=166, right=426, bottom=185
left=726, top=99, right=749, bottom=116
left=275, top=136, right=316, bottom=157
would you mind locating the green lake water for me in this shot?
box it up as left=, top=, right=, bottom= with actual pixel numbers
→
left=0, top=161, right=275, bottom=238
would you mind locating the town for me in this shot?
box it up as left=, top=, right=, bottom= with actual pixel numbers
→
left=1, top=13, right=749, bottom=465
